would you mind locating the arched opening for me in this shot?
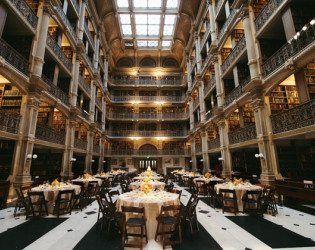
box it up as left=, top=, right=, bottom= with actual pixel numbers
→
left=138, top=144, right=158, bottom=172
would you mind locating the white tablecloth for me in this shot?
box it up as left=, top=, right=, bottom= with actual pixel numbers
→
left=129, top=181, right=165, bottom=191
left=71, top=178, right=102, bottom=187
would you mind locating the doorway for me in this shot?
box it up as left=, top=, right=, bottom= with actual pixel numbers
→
left=139, top=159, right=157, bottom=172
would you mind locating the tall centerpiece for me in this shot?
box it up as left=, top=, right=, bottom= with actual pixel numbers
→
left=205, top=172, right=212, bottom=178
left=51, top=179, right=60, bottom=188
left=140, top=181, right=153, bottom=194
left=233, top=177, right=243, bottom=187
left=83, top=173, right=91, bottom=179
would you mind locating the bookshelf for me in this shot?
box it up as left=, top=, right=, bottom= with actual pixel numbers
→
left=232, top=29, right=245, bottom=44
left=48, top=26, right=59, bottom=41
left=304, top=62, right=315, bottom=100
left=221, top=48, right=232, bottom=62
left=228, top=109, right=240, bottom=131
left=37, top=104, right=51, bottom=125
left=52, top=110, right=66, bottom=131
left=0, top=85, right=22, bottom=113
left=242, top=104, right=255, bottom=126
left=251, top=0, right=268, bottom=18
left=269, top=85, right=300, bottom=114
left=162, top=141, right=184, bottom=150
left=62, top=46, right=73, bottom=61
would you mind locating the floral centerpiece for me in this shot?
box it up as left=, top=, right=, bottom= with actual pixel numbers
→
left=140, top=181, right=153, bottom=194
left=145, top=169, right=152, bottom=177
left=233, top=177, right=243, bottom=187
left=110, top=169, right=114, bottom=173
left=117, top=169, right=122, bottom=172
left=205, top=172, right=212, bottom=178
left=189, top=171, right=195, bottom=176
left=83, top=173, right=91, bottom=179
left=51, top=179, right=60, bottom=188
left=180, top=169, right=186, bottom=173
left=143, top=176, right=152, bottom=182
left=100, top=171, right=105, bottom=176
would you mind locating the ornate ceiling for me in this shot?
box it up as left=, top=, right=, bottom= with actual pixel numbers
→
left=94, top=0, right=201, bottom=69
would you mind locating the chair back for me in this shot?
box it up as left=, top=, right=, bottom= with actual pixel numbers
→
left=57, top=189, right=74, bottom=200
left=160, top=204, right=182, bottom=218
left=108, top=190, right=120, bottom=205
left=168, top=189, right=182, bottom=200
left=122, top=206, right=145, bottom=218
left=219, top=189, right=236, bottom=196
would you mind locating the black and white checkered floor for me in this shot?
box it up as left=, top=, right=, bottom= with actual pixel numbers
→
left=1, top=184, right=315, bottom=250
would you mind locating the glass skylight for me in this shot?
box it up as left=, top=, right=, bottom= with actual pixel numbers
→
left=117, top=0, right=129, bottom=8
left=166, top=0, right=179, bottom=8
left=116, top=0, right=180, bottom=49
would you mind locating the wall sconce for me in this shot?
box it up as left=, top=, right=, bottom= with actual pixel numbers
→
left=26, top=154, right=37, bottom=160
left=91, top=160, right=95, bottom=163
left=218, top=157, right=224, bottom=161
left=200, top=159, right=204, bottom=162
left=255, top=153, right=265, bottom=159
left=103, top=160, right=106, bottom=163
left=70, top=158, right=76, bottom=162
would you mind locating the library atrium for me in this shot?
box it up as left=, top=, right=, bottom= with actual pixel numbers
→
left=0, top=0, right=314, bottom=249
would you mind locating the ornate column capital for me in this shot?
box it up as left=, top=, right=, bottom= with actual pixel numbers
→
left=240, top=8, right=250, bottom=21
left=251, top=98, right=265, bottom=111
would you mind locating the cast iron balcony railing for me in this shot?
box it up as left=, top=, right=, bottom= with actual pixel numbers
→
left=56, top=7, right=76, bottom=40
left=221, top=35, right=246, bottom=74
left=206, top=108, right=215, bottom=120
left=107, top=112, right=189, bottom=120
left=228, top=125, right=257, bottom=145
left=201, top=53, right=212, bottom=72
left=191, top=58, right=197, bottom=69
left=224, top=76, right=250, bottom=107
left=215, top=0, right=224, bottom=15
left=46, top=33, right=73, bottom=72
left=74, top=138, right=87, bottom=150
left=78, top=75, right=91, bottom=94
left=104, top=149, right=191, bottom=156
left=193, top=98, right=200, bottom=110
left=82, top=53, right=94, bottom=72
left=35, top=125, right=65, bottom=145
left=262, top=22, right=315, bottom=78
left=85, top=23, right=94, bottom=44
left=42, top=75, right=69, bottom=106
left=208, top=137, right=220, bottom=149
left=0, top=38, right=29, bottom=76
left=271, top=99, right=315, bottom=134
left=95, top=97, right=102, bottom=108
left=255, top=0, right=284, bottom=33
left=71, top=0, right=80, bottom=14
left=195, top=144, right=202, bottom=153
left=217, top=9, right=237, bottom=42
left=204, top=77, right=216, bottom=96
left=107, top=130, right=188, bottom=137
left=112, top=78, right=183, bottom=86
left=201, top=22, right=211, bottom=49
left=0, top=109, right=20, bottom=134
left=93, top=144, right=100, bottom=153
left=108, top=95, right=186, bottom=103
left=99, top=58, right=105, bottom=70
left=9, top=0, right=38, bottom=29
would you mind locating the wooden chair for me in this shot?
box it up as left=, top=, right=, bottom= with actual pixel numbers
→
left=122, top=206, right=148, bottom=250
left=165, top=182, right=174, bottom=191
left=188, top=179, right=198, bottom=194
left=168, top=189, right=182, bottom=200
left=242, top=190, right=262, bottom=215
left=155, top=204, right=182, bottom=249
left=108, top=190, right=120, bottom=208
left=260, top=188, right=278, bottom=216
left=219, top=189, right=238, bottom=215
left=27, top=191, right=48, bottom=218
left=195, top=180, right=207, bottom=196
left=181, top=194, right=199, bottom=237
left=71, top=183, right=87, bottom=211
left=53, top=189, right=74, bottom=218
left=207, top=184, right=222, bottom=208
left=14, top=187, right=30, bottom=218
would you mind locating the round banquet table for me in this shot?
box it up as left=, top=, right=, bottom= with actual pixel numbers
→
left=31, top=184, right=81, bottom=213
left=71, top=177, right=102, bottom=187
left=214, top=182, right=262, bottom=211
left=133, top=176, right=164, bottom=181
left=116, top=190, right=179, bottom=240
left=129, top=181, right=166, bottom=191
left=194, top=177, right=224, bottom=185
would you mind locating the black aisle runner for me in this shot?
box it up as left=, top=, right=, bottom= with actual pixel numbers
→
left=227, top=216, right=315, bottom=249
left=0, top=218, right=67, bottom=250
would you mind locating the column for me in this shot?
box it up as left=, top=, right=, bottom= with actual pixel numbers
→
left=201, top=129, right=210, bottom=173
left=195, top=32, right=202, bottom=73
left=89, top=82, right=96, bottom=122
left=98, top=136, right=105, bottom=172
left=84, top=130, right=94, bottom=173
left=77, top=0, right=87, bottom=41
left=93, top=34, right=100, bottom=69
left=208, top=0, right=217, bottom=44
left=101, top=96, right=106, bottom=130
left=61, top=119, right=75, bottom=179
left=12, top=92, right=41, bottom=186
left=218, top=119, right=232, bottom=178
left=189, top=97, right=194, bottom=130
left=104, top=53, right=109, bottom=90
left=242, top=9, right=260, bottom=82
left=191, top=138, right=197, bottom=171
left=186, top=54, right=192, bottom=90
left=198, top=81, right=206, bottom=123
left=32, top=5, right=51, bottom=78
left=71, top=53, right=80, bottom=107
left=251, top=98, right=278, bottom=184
left=214, top=56, right=224, bottom=107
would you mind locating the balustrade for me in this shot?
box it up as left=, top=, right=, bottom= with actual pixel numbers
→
left=193, top=98, right=200, bottom=110
left=255, top=0, right=284, bottom=33
left=9, top=0, right=38, bottom=29
left=55, top=7, right=76, bottom=40
left=35, top=125, right=65, bottom=145
left=93, top=144, right=100, bottom=153
left=217, top=9, right=237, bottom=42
left=195, top=144, right=202, bottom=153
left=0, top=38, right=29, bottom=76
left=224, top=76, right=250, bottom=107
left=0, top=109, right=20, bottom=134
left=74, top=138, right=87, bottom=150
left=262, top=22, right=315, bottom=78
left=208, top=137, right=220, bottom=149
left=204, top=77, right=216, bottom=96
left=271, top=99, right=315, bottom=134
left=42, top=75, right=69, bottom=105
left=95, top=97, right=102, bottom=107
left=46, top=33, right=73, bottom=72
left=215, top=0, right=224, bottom=15
left=84, top=23, right=94, bottom=44
left=104, top=149, right=190, bottom=156
left=228, top=125, right=257, bottom=145
left=71, top=0, right=80, bottom=14
left=221, top=35, right=246, bottom=74
left=107, top=130, right=188, bottom=137
left=200, top=23, right=211, bottom=49
left=107, top=112, right=188, bottom=120
left=109, top=95, right=186, bottom=102
left=201, top=53, right=211, bottom=71
left=82, top=53, right=94, bottom=71
left=112, top=78, right=183, bottom=86
left=78, top=75, right=91, bottom=94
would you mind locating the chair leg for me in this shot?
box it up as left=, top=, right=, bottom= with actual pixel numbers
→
left=155, top=220, right=160, bottom=241
left=140, top=225, right=143, bottom=250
